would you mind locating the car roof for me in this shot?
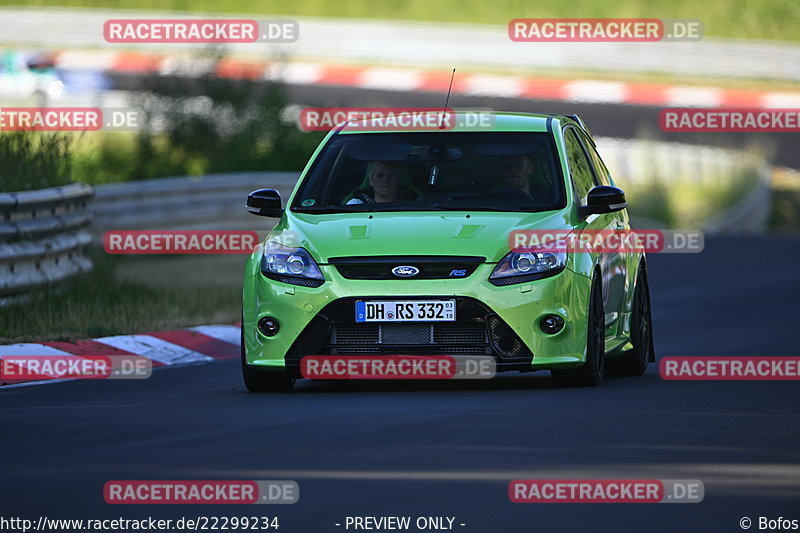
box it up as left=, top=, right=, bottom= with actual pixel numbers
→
left=337, top=111, right=578, bottom=135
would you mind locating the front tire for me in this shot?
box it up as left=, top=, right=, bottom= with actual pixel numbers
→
left=241, top=324, right=295, bottom=392
left=551, top=274, right=605, bottom=387
left=613, top=262, right=655, bottom=376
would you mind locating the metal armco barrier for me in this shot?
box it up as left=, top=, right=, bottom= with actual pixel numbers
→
left=702, top=165, right=773, bottom=234
left=0, top=183, right=94, bottom=303
left=90, top=172, right=300, bottom=232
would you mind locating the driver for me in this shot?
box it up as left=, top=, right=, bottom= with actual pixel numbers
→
left=499, top=154, right=534, bottom=194
left=494, top=153, right=553, bottom=199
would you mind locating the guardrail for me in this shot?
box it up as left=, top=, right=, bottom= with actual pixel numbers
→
left=702, top=164, right=773, bottom=234
left=596, top=137, right=772, bottom=233
left=0, top=183, right=94, bottom=304
left=91, top=172, right=299, bottom=232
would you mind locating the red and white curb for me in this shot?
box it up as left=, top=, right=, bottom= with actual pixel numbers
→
left=53, top=50, right=800, bottom=109
left=0, top=324, right=241, bottom=388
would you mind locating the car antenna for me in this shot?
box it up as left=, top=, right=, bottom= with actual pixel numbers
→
left=438, top=68, right=456, bottom=130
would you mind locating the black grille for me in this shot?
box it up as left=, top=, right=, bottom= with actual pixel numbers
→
left=264, top=273, right=325, bottom=287
left=331, top=345, right=490, bottom=356
left=284, top=297, right=533, bottom=369
left=329, top=255, right=484, bottom=280
left=487, top=315, right=528, bottom=358
left=434, top=324, right=488, bottom=344
left=331, top=324, right=379, bottom=344
left=330, top=322, right=488, bottom=353
left=381, top=323, right=433, bottom=344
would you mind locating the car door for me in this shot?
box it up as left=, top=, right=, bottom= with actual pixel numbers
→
left=563, top=126, right=623, bottom=334
left=578, top=129, right=629, bottom=333
left=582, top=134, right=633, bottom=338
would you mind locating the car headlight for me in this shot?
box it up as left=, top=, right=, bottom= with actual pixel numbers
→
left=489, top=250, right=566, bottom=286
left=261, top=242, right=324, bottom=286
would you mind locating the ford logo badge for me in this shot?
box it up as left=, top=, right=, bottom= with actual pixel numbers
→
left=391, top=265, right=419, bottom=277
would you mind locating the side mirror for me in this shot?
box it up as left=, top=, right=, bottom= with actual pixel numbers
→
left=247, top=189, right=283, bottom=218
left=580, top=186, right=628, bottom=218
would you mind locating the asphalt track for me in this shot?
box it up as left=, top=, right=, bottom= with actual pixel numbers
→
left=2, top=235, right=800, bottom=532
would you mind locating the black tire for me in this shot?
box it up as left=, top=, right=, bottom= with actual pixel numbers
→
left=241, top=323, right=295, bottom=392
left=613, top=262, right=655, bottom=376
left=551, top=274, right=605, bottom=387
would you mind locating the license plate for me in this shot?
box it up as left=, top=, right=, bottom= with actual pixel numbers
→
left=355, top=300, right=456, bottom=322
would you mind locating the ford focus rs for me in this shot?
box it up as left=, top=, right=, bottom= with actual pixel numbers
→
left=241, top=112, right=654, bottom=391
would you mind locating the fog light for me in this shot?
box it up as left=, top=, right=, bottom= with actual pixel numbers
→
left=258, top=317, right=280, bottom=336
left=540, top=314, right=564, bottom=334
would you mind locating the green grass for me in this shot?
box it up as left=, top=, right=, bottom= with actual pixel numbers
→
left=18, top=0, right=800, bottom=42
left=0, top=131, right=142, bottom=191
left=0, top=249, right=243, bottom=343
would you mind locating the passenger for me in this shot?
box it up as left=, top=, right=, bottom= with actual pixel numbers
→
left=346, top=161, right=411, bottom=204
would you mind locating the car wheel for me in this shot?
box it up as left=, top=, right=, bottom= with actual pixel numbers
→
left=551, top=274, right=605, bottom=387
left=241, top=322, right=295, bottom=392
left=614, top=262, right=655, bottom=376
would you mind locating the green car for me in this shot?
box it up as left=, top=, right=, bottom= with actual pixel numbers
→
left=242, top=112, right=654, bottom=391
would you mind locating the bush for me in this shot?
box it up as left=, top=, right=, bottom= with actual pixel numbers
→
left=122, top=66, right=324, bottom=180
left=3, top=55, right=326, bottom=191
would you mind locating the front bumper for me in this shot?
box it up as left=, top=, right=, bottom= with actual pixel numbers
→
left=243, top=263, right=592, bottom=373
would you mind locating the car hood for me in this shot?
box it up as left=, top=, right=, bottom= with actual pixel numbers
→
left=274, top=210, right=572, bottom=263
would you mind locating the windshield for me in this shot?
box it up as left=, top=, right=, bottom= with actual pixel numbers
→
left=290, top=131, right=565, bottom=213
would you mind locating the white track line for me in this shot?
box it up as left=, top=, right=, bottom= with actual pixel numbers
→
left=94, top=334, right=213, bottom=366
left=190, top=325, right=241, bottom=346
left=464, top=74, right=524, bottom=97
left=358, top=67, right=424, bottom=91
left=761, top=92, right=800, bottom=108
left=664, top=86, right=723, bottom=107
left=565, top=80, right=629, bottom=104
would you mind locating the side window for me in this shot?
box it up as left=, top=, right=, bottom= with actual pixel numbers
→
left=581, top=134, right=613, bottom=187
left=564, top=128, right=596, bottom=203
